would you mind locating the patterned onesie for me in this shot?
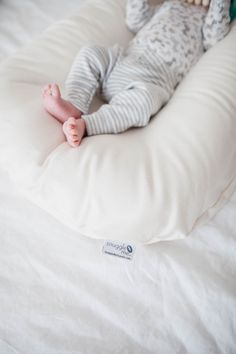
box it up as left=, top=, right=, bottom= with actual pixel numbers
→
left=65, top=0, right=231, bottom=136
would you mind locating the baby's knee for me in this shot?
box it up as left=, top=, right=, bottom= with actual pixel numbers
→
left=79, top=45, right=107, bottom=59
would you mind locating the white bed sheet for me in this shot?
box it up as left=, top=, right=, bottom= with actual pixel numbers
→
left=0, top=1, right=236, bottom=353
left=1, top=169, right=236, bottom=354
left=0, top=0, right=86, bottom=62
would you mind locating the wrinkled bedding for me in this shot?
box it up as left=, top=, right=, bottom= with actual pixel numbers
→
left=1, top=168, right=236, bottom=354
left=0, top=1, right=236, bottom=353
left=0, top=0, right=85, bottom=62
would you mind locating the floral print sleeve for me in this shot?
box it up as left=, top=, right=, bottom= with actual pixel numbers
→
left=203, top=0, right=231, bottom=50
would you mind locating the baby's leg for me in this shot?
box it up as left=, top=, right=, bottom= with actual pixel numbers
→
left=43, top=45, right=120, bottom=124
left=65, top=45, right=121, bottom=115
left=81, top=83, right=170, bottom=136
left=62, top=83, right=170, bottom=147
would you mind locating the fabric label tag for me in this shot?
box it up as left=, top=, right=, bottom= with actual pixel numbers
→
left=102, top=241, right=135, bottom=260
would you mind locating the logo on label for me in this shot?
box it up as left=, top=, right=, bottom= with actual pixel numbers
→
left=103, top=241, right=135, bottom=260
left=127, top=245, right=133, bottom=253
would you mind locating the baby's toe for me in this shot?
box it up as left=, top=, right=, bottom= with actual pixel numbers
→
left=42, top=84, right=52, bottom=97
left=51, top=83, right=61, bottom=98
left=67, top=117, right=77, bottom=125
left=70, top=127, right=77, bottom=134
left=67, top=135, right=79, bottom=147
left=70, top=139, right=80, bottom=147
left=63, top=121, right=76, bottom=137
left=72, top=134, right=79, bottom=141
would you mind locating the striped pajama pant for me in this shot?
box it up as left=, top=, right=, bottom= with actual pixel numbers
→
left=65, top=45, right=176, bottom=136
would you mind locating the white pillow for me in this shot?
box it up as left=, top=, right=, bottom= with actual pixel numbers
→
left=0, top=0, right=235, bottom=244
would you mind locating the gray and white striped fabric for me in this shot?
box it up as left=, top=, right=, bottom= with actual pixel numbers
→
left=65, top=45, right=175, bottom=135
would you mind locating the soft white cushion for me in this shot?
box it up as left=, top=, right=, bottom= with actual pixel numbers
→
left=0, top=0, right=235, bottom=244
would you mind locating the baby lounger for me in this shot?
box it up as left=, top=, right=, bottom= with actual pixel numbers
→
left=0, top=0, right=235, bottom=244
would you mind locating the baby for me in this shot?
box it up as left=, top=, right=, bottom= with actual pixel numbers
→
left=43, top=0, right=231, bottom=147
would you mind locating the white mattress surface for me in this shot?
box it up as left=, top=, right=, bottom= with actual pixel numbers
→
left=0, top=1, right=236, bottom=353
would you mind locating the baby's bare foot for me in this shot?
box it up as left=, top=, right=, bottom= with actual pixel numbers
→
left=63, top=117, right=86, bottom=147
left=42, top=83, right=82, bottom=123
